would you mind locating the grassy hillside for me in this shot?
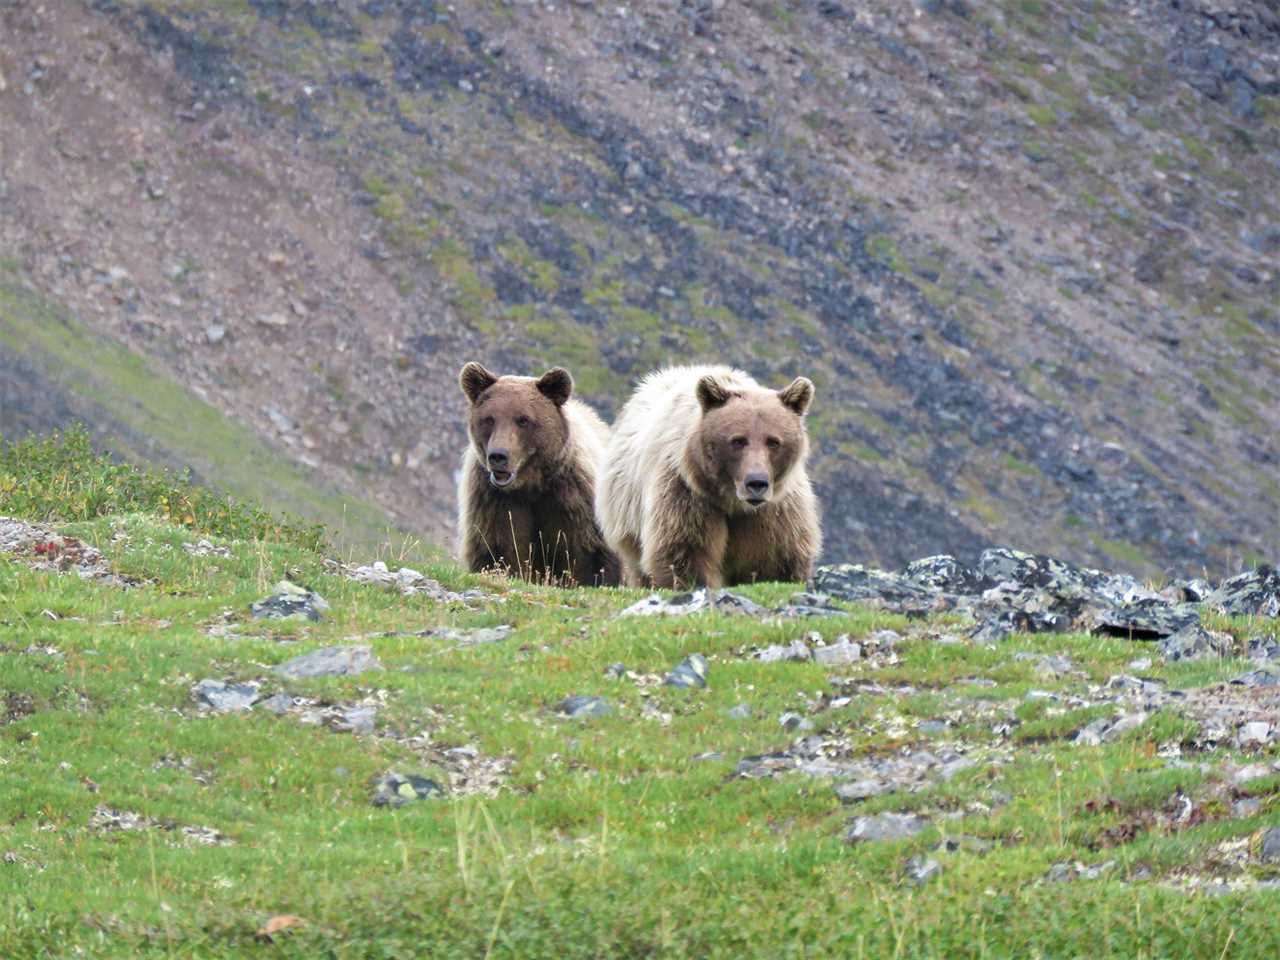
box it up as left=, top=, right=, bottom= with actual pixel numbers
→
left=2, top=437, right=1277, bottom=957
left=0, top=266, right=398, bottom=550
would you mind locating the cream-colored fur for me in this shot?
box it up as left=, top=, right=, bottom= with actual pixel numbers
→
left=597, top=365, right=821, bottom=587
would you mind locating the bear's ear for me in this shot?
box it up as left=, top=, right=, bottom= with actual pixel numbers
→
left=535, top=367, right=573, bottom=407
left=778, top=377, right=814, bottom=416
left=459, top=362, right=498, bottom=404
left=696, top=375, right=732, bottom=412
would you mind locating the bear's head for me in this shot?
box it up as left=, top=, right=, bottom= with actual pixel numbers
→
left=690, top=374, right=814, bottom=509
left=459, top=361, right=574, bottom=491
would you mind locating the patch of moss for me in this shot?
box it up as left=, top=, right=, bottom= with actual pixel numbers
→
left=1026, top=104, right=1056, bottom=127
left=1091, top=536, right=1155, bottom=575
left=432, top=239, right=497, bottom=333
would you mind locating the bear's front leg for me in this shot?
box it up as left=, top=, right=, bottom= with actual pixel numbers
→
left=642, top=476, right=728, bottom=589
left=466, top=499, right=536, bottom=579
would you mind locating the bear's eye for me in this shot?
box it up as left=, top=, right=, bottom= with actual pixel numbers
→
left=730, top=436, right=748, bottom=450
left=766, top=437, right=781, bottom=450
left=515, top=415, right=532, bottom=429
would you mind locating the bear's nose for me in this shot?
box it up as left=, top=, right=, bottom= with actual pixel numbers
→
left=487, top=449, right=510, bottom=469
left=744, top=473, right=770, bottom=497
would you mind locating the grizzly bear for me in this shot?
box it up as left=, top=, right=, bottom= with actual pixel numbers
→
left=456, top=362, right=620, bottom=587
left=596, top=365, right=821, bottom=588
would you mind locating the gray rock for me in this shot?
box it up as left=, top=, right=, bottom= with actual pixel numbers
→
left=1247, top=636, right=1280, bottom=661
left=272, top=645, right=381, bottom=679
left=1074, top=718, right=1113, bottom=746
left=757, top=640, right=812, bottom=663
left=665, top=653, right=708, bottom=688
left=905, top=554, right=987, bottom=593
left=1230, top=667, right=1280, bottom=687
left=968, top=618, right=1011, bottom=645
left=1078, top=860, right=1116, bottom=880
left=619, top=589, right=764, bottom=617
left=1232, top=798, right=1262, bottom=818
left=1261, top=827, right=1280, bottom=864
left=938, top=835, right=994, bottom=855
left=204, top=324, right=226, bottom=344
left=256, top=692, right=294, bottom=715
left=1159, top=625, right=1232, bottom=662
left=603, top=662, right=627, bottom=679
left=193, top=679, right=259, bottom=712
left=937, top=757, right=976, bottom=780
left=1207, top=566, right=1280, bottom=618
left=845, top=812, right=929, bottom=843
left=558, top=695, right=614, bottom=719
left=1238, top=721, right=1272, bottom=746
left=834, top=779, right=891, bottom=803
left=727, top=702, right=753, bottom=719
left=906, top=856, right=942, bottom=884
left=371, top=773, right=444, bottom=807
left=335, top=706, right=377, bottom=736
left=812, top=563, right=942, bottom=611
left=1231, top=764, right=1272, bottom=786
left=251, top=580, right=329, bottom=622
left=813, top=637, right=861, bottom=666
left=1102, top=713, right=1147, bottom=742
left=918, top=720, right=950, bottom=735
left=1044, top=862, right=1076, bottom=883
left=436, top=625, right=512, bottom=645
left=779, top=712, right=814, bottom=732
left=1127, top=657, right=1153, bottom=671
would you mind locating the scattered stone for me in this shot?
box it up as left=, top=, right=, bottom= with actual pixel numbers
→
left=0, top=517, right=128, bottom=584
left=757, top=639, right=812, bottom=663
left=251, top=581, right=329, bottom=621
left=204, top=324, right=226, bottom=345
left=905, top=856, right=942, bottom=884
left=779, top=712, right=814, bottom=732
left=937, top=757, right=976, bottom=781
left=665, top=653, right=708, bottom=688
left=620, top=588, right=763, bottom=617
left=88, top=805, right=232, bottom=845
left=1160, top=625, right=1232, bottom=662
left=603, top=662, right=627, bottom=679
left=1247, top=636, right=1280, bottom=661
left=1233, top=798, right=1262, bottom=818
left=558, top=695, right=614, bottom=719
left=371, top=773, right=445, bottom=807
left=834, top=779, right=891, bottom=803
left=845, top=812, right=929, bottom=844
left=813, top=636, right=861, bottom=666
left=727, top=702, right=753, bottom=719
left=1230, top=668, right=1280, bottom=687
left=340, top=560, right=470, bottom=600
left=1260, top=828, right=1280, bottom=864
left=182, top=538, right=232, bottom=558
left=1237, top=721, right=1272, bottom=746
left=433, top=625, right=513, bottom=645
left=334, top=706, right=377, bottom=736
left=937, top=835, right=994, bottom=855
left=256, top=692, right=294, bottom=715
left=272, top=645, right=381, bottom=679
left=1232, top=764, right=1272, bottom=785
left=918, top=720, right=950, bottom=735
left=193, top=679, right=259, bottom=712
left=812, top=564, right=942, bottom=610
left=1128, top=657, right=1154, bottom=671
left=1207, top=566, right=1280, bottom=618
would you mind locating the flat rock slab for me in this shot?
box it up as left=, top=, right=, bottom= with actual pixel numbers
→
left=845, top=812, right=930, bottom=844
left=371, top=773, right=445, bottom=807
left=194, top=679, right=260, bottom=712
left=558, top=695, right=614, bottom=719
left=251, top=580, right=329, bottom=622
left=813, top=638, right=861, bottom=666
left=665, top=653, right=708, bottom=688
left=272, top=645, right=381, bottom=679
left=620, top=589, right=763, bottom=617
left=1208, top=566, right=1280, bottom=618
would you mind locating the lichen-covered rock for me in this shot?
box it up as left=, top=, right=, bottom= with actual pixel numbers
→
left=1207, top=566, right=1280, bottom=618
left=251, top=581, right=329, bottom=621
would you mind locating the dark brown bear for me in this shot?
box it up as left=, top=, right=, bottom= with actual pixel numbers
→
left=456, top=362, right=620, bottom=587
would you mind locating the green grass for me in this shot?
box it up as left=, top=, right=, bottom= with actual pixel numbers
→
left=2, top=434, right=1279, bottom=957
left=0, top=271, right=393, bottom=548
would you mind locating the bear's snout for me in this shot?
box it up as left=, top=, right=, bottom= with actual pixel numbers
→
left=743, top=471, right=771, bottom=505
left=487, top=448, right=510, bottom=469
left=486, top=447, right=516, bottom=487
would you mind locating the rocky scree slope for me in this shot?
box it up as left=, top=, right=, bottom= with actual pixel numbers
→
left=0, top=0, right=1277, bottom=573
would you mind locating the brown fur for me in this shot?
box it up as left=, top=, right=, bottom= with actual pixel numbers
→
left=456, top=362, right=620, bottom=587
left=597, top=365, right=821, bottom=588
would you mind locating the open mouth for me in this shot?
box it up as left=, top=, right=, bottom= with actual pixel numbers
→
left=488, top=469, right=515, bottom=488
left=745, top=497, right=767, bottom=507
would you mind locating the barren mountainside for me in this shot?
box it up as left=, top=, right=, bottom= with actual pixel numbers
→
left=1, top=0, right=1278, bottom=574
